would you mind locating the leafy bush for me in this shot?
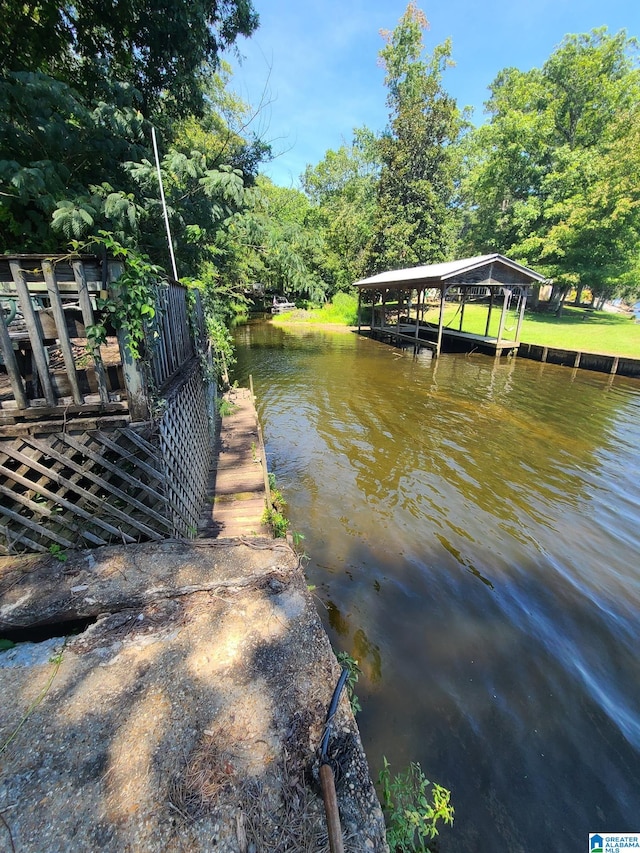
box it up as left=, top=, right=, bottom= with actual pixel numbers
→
left=379, top=758, right=454, bottom=852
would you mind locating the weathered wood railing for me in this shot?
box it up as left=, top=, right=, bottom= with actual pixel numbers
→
left=1, top=253, right=215, bottom=555
left=0, top=255, right=208, bottom=423
left=0, top=255, right=124, bottom=424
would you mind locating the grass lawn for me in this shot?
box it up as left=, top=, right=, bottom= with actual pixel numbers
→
left=420, top=303, right=640, bottom=358
left=272, top=296, right=640, bottom=358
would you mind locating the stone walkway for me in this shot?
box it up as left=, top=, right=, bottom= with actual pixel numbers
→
left=198, top=387, right=271, bottom=539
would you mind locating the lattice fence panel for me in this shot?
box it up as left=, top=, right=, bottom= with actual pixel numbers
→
left=0, top=427, right=171, bottom=555
left=158, top=362, right=213, bottom=537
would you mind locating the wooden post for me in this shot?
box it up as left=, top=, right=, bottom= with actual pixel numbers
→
left=42, top=260, right=84, bottom=405
left=496, top=287, right=510, bottom=348
left=414, top=289, right=422, bottom=345
left=0, top=305, right=28, bottom=409
left=514, top=286, right=527, bottom=344
left=109, top=260, right=150, bottom=422
left=459, top=287, right=466, bottom=331
left=357, top=289, right=362, bottom=333
left=485, top=289, right=494, bottom=338
left=9, top=259, right=57, bottom=406
left=436, top=286, right=446, bottom=358
left=72, top=260, right=110, bottom=404
left=396, top=290, right=403, bottom=340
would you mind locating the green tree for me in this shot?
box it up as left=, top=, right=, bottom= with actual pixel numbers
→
left=247, top=179, right=328, bottom=301
left=0, top=72, right=147, bottom=251
left=302, top=127, right=381, bottom=289
left=460, top=28, right=640, bottom=307
left=0, top=0, right=259, bottom=119
left=367, top=3, right=463, bottom=273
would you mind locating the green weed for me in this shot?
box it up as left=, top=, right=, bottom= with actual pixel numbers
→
left=262, top=506, right=289, bottom=538
left=49, top=543, right=68, bottom=562
left=336, top=651, right=362, bottom=715
left=217, top=398, right=237, bottom=417
left=379, top=758, right=454, bottom=852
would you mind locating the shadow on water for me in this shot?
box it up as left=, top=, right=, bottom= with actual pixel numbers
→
left=233, top=320, right=640, bottom=853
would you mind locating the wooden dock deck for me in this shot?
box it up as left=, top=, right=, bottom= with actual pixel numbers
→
left=198, top=387, right=271, bottom=539
left=373, top=323, right=518, bottom=355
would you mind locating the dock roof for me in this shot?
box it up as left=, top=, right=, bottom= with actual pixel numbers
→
left=354, top=253, right=546, bottom=290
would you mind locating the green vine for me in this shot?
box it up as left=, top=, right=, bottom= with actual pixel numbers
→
left=70, top=231, right=163, bottom=361
left=180, top=277, right=236, bottom=390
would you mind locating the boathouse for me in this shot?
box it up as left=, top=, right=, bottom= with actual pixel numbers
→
left=355, top=254, right=547, bottom=357
left=0, top=254, right=215, bottom=555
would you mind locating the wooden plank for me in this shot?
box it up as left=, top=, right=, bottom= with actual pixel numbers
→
left=2, top=440, right=165, bottom=541
left=0, top=400, right=128, bottom=422
left=0, top=502, right=76, bottom=548
left=93, top=429, right=165, bottom=482
left=0, top=306, right=28, bottom=409
left=9, top=259, right=57, bottom=406
left=0, top=280, right=102, bottom=295
left=0, top=522, right=49, bottom=554
left=22, top=435, right=171, bottom=533
left=73, top=259, right=110, bottom=404
left=0, top=455, right=136, bottom=542
left=0, top=483, right=107, bottom=545
left=42, top=259, right=84, bottom=405
left=0, top=414, right=131, bottom=436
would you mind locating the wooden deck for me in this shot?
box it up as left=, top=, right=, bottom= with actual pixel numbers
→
left=373, top=323, right=518, bottom=355
left=198, top=387, right=271, bottom=539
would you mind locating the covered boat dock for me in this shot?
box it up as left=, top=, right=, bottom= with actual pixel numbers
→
left=355, top=254, right=546, bottom=357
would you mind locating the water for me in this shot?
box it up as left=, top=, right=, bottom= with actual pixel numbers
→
left=233, top=320, right=640, bottom=852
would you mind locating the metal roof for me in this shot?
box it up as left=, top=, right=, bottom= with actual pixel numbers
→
left=354, top=254, right=546, bottom=289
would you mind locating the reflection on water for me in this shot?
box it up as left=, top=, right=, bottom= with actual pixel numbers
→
left=233, top=321, right=640, bottom=852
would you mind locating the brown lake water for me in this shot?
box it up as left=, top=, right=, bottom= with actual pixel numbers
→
left=232, top=320, right=640, bottom=852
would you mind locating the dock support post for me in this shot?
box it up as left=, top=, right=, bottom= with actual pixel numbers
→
left=496, top=287, right=509, bottom=352
left=485, top=289, right=494, bottom=338
left=414, top=289, right=422, bottom=352
left=436, top=286, right=446, bottom=358
left=515, top=286, right=527, bottom=344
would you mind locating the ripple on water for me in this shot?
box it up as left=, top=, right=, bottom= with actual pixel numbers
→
left=234, top=327, right=640, bottom=851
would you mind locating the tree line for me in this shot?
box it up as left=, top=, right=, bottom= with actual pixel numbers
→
left=2, top=0, right=639, bottom=318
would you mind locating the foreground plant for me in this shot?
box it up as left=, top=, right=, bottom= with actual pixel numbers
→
left=379, top=758, right=454, bottom=852
left=336, top=651, right=362, bottom=714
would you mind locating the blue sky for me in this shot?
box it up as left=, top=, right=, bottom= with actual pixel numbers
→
left=229, top=0, right=640, bottom=187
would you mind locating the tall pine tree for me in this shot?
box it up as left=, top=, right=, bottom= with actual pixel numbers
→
left=367, top=3, right=463, bottom=273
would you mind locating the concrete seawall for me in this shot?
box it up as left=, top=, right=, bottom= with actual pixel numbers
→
left=0, top=381, right=389, bottom=853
